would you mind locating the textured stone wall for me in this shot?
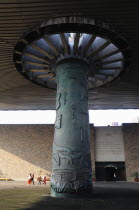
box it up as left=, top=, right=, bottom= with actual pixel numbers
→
left=0, top=123, right=138, bottom=182
left=0, top=125, right=54, bottom=180
left=122, top=123, right=139, bottom=182
left=94, top=126, right=125, bottom=162
left=0, top=124, right=95, bottom=180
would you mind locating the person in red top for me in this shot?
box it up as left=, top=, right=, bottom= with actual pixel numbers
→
left=27, top=173, right=33, bottom=185
left=43, top=176, right=47, bottom=185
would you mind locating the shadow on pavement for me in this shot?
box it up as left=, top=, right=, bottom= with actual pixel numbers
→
left=23, top=182, right=139, bottom=210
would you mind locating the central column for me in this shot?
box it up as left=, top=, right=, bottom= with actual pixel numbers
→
left=51, top=58, right=92, bottom=197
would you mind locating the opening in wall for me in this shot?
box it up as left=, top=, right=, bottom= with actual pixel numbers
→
left=95, top=162, right=126, bottom=181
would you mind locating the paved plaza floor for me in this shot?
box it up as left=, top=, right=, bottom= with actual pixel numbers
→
left=0, top=181, right=138, bottom=210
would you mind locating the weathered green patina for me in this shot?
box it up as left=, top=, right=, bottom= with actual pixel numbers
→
left=51, top=59, right=93, bottom=197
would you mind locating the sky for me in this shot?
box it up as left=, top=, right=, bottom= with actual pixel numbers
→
left=0, top=109, right=139, bottom=126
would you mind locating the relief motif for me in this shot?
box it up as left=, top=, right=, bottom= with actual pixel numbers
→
left=64, top=92, right=67, bottom=104
left=52, top=143, right=84, bottom=167
left=79, top=106, right=88, bottom=115
left=56, top=93, right=61, bottom=110
left=80, top=153, right=92, bottom=169
left=51, top=168, right=76, bottom=192
left=52, top=168, right=76, bottom=182
left=80, top=127, right=83, bottom=142
left=51, top=143, right=92, bottom=193
left=71, top=104, right=76, bottom=119
left=55, top=114, right=62, bottom=129
left=77, top=169, right=92, bottom=183
left=80, top=89, right=88, bottom=101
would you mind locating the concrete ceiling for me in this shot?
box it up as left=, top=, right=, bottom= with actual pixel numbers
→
left=0, top=0, right=139, bottom=110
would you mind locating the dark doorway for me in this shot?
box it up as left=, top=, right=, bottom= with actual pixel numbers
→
left=105, top=165, right=116, bottom=181
left=95, top=162, right=126, bottom=181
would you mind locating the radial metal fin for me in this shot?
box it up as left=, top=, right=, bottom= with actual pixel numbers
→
left=30, top=44, right=54, bottom=59
left=102, top=58, right=123, bottom=64
left=95, top=49, right=120, bottom=60
left=30, top=69, right=50, bottom=72
left=37, top=73, right=54, bottom=78
left=74, top=33, right=80, bottom=54
left=60, top=33, right=69, bottom=54
left=82, top=35, right=96, bottom=56
left=24, top=53, right=49, bottom=64
left=25, top=61, right=49, bottom=67
left=44, top=36, right=59, bottom=56
left=88, top=40, right=111, bottom=58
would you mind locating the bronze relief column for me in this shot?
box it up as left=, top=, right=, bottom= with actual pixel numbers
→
left=51, top=58, right=92, bottom=197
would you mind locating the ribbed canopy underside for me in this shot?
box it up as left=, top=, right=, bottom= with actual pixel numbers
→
left=0, top=0, right=139, bottom=109
left=20, top=33, right=123, bottom=89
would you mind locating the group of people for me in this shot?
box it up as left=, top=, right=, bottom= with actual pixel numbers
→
left=27, top=173, right=47, bottom=185
left=37, top=176, right=47, bottom=185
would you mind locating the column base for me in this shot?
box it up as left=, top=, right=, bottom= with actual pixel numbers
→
left=51, top=188, right=93, bottom=198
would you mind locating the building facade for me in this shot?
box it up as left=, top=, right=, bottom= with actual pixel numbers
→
left=0, top=124, right=138, bottom=182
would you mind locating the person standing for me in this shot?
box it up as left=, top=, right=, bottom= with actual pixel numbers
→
left=114, top=172, right=116, bottom=181
left=37, top=176, right=42, bottom=185
left=27, top=173, right=33, bottom=185
left=32, top=173, right=35, bottom=185
left=43, top=176, right=47, bottom=185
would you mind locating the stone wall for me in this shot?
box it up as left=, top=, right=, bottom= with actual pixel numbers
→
left=122, top=123, right=139, bottom=182
left=0, top=124, right=95, bottom=180
left=0, top=125, right=54, bottom=180
left=1, top=123, right=138, bottom=182
left=94, top=126, right=125, bottom=162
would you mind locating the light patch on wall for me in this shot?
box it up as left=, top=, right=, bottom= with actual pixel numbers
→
left=0, top=148, right=51, bottom=180
left=0, top=110, right=138, bottom=125
left=0, top=110, right=56, bottom=124
left=89, top=109, right=139, bottom=126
